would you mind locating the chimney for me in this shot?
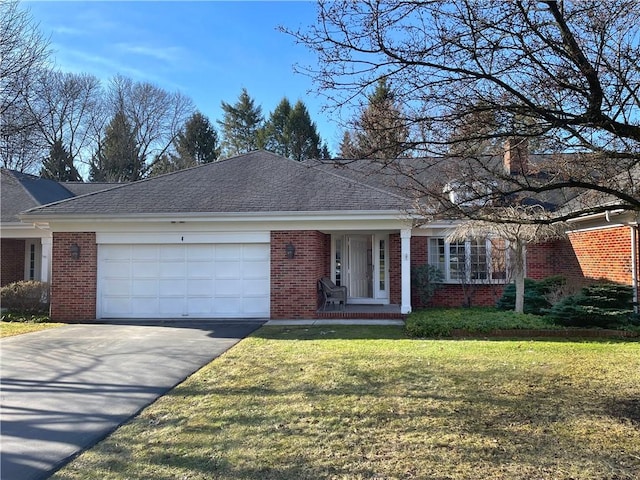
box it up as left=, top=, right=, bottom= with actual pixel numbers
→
left=503, top=138, right=529, bottom=175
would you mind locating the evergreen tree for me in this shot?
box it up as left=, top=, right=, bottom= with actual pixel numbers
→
left=338, top=131, right=358, bottom=158
left=288, top=100, right=321, bottom=161
left=40, top=139, right=82, bottom=181
left=262, top=98, right=292, bottom=157
left=218, top=88, right=263, bottom=158
left=262, top=98, right=322, bottom=161
left=90, top=110, right=142, bottom=182
left=340, top=79, right=409, bottom=159
left=320, top=142, right=332, bottom=159
left=175, top=112, right=219, bottom=165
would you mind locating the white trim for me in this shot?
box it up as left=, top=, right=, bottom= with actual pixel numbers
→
left=567, top=223, right=627, bottom=233
left=400, top=228, right=412, bottom=314
left=41, top=236, right=52, bottom=283
left=97, top=231, right=270, bottom=244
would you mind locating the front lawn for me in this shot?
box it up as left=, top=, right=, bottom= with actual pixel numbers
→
left=52, top=325, right=640, bottom=480
left=0, top=318, right=64, bottom=337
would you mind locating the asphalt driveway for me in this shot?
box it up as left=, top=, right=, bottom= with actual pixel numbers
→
left=0, top=320, right=264, bottom=480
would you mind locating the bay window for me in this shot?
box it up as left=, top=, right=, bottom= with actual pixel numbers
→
left=428, top=237, right=509, bottom=282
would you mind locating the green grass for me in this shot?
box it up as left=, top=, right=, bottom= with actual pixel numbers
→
left=0, top=318, right=64, bottom=337
left=51, top=325, right=640, bottom=480
left=406, top=307, right=560, bottom=337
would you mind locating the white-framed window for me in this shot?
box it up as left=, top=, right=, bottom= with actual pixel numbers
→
left=428, top=237, right=509, bottom=283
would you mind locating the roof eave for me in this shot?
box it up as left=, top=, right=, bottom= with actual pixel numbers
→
left=19, top=209, right=413, bottom=223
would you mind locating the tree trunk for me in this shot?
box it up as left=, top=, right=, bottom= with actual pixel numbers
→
left=513, top=243, right=526, bottom=314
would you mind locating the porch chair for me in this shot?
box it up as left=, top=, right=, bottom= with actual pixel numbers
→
left=318, top=277, right=347, bottom=310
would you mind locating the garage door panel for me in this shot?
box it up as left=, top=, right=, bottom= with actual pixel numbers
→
left=99, top=243, right=270, bottom=319
left=215, top=262, right=241, bottom=279
left=101, top=261, right=129, bottom=277
left=159, top=262, right=185, bottom=278
left=213, top=297, right=242, bottom=315
left=131, top=298, right=159, bottom=315
left=131, top=245, right=157, bottom=259
left=103, top=280, right=131, bottom=296
left=243, top=244, right=269, bottom=259
left=244, top=278, right=269, bottom=295
left=132, top=279, right=157, bottom=296
left=102, top=297, right=131, bottom=315
left=216, top=244, right=241, bottom=259
left=132, top=261, right=159, bottom=278
left=187, top=261, right=214, bottom=277
left=187, top=278, right=214, bottom=295
left=158, top=297, right=185, bottom=316
left=244, top=297, right=270, bottom=314
left=243, top=260, right=270, bottom=279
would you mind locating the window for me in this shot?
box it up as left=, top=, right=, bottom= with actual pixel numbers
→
left=428, top=237, right=508, bottom=283
left=29, top=243, right=36, bottom=280
left=379, top=239, right=386, bottom=291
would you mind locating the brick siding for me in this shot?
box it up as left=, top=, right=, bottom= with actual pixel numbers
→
left=270, top=231, right=330, bottom=319
left=389, top=233, right=401, bottom=304
left=567, top=226, right=633, bottom=285
left=1, top=239, right=25, bottom=286
left=50, top=232, right=97, bottom=321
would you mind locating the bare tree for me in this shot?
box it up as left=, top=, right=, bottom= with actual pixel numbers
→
left=28, top=70, right=103, bottom=175
left=447, top=206, right=565, bottom=313
left=287, top=1, right=640, bottom=222
left=106, top=75, right=194, bottom=172
left=0, top=0, right=50, bottom=172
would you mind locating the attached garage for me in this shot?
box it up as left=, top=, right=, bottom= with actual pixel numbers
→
left=97, top=242, right=270, bottom=319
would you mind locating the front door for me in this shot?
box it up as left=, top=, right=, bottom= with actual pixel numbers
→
left=333, top=234, right=389, bottom=304
left=348, top=235, right=372, bottom=298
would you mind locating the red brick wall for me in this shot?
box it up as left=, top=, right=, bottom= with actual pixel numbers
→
left=51, top=232, right=97, bottom=322
left=415, top=236, right=505, bottom=308
left=430, top=283, right=505, bottom=308
left=567, top=226, right=633, bottom=285
left=527, top=239, right=583, bottom=280
left=271, top=231, right=330, bottom=319
left=389, top=233, right=401, bottom=304
left=1, top=239, right=25, bottom=286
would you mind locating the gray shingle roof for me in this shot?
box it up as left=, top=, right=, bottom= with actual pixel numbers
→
left=24, top=151, right=410, bottom=217
left=1, top=169, right=75, bottom=223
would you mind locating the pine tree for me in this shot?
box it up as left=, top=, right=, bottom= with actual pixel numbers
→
left=40, top=139, right=82, bottom=181
left=262, top=98, right=322, bottom=161
left=262, top=98, right=292, bottom=157
left=175, top=112, right=219, bottom=165
left=288, top=100, right=321, bottom=161
left=218, top=88, right=263, bottom=158
left=90, top=110, right=142, bottom=182
left=340, top=79, right=409, bottom=159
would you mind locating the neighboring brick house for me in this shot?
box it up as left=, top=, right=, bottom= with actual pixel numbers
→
left=2, top=150, right=638, bottom=321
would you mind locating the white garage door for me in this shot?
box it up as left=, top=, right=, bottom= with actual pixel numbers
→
left=98, top=243, right=270, bottom=318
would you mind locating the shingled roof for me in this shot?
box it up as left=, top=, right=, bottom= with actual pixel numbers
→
left=23, top=151, right=410, bottom=218
left=1, top=169, right=75, bottom=223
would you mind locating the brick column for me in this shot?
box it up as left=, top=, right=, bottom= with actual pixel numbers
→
left=51, top=232, right=97, bottom=322
left=271, top=231, right=330, bottom=319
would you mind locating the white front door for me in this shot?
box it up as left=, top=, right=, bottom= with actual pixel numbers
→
left=348, top=235, right=372, bottom=298
left=334, top=234, right=389, bottom=304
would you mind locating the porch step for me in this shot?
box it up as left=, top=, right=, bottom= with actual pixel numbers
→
left=316, top=304, right=404, bottom=320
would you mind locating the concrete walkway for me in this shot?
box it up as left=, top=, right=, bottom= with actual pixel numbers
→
left=0, top=321, right=263, bottom=480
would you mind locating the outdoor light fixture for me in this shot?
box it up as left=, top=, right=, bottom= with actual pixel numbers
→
left=70, top=243, right=80, bottom=260
left=285, top=242, right=296, bottom=259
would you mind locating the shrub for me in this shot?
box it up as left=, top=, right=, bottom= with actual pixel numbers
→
left=411, top=264, right=443, bottom=306
left=496, top=276, right=566, bottom=315
left=405, top=307, right=557, bottom=337
left=0, top=281, right=50, bottom=314
left=545, top=283, right=635, bottom=329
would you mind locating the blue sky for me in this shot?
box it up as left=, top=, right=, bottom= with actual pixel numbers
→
left=25, top=0, right=345, bottom=153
